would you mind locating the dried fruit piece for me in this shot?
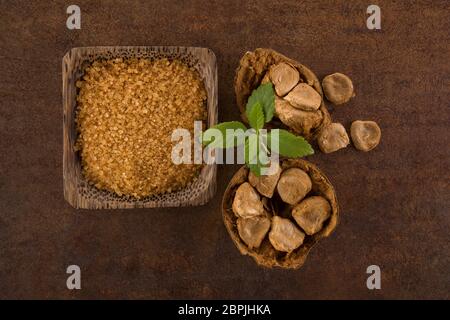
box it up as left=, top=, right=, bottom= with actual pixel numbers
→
left=350, top=120, right=381, bottom=152
left=261, top=72, right=271, bottom=84
left=237, top=216, right=271, bottom=249
left=274, top=96, right=323, bottom=135
left=284, top=83, right=322, bottom=111
left=269, top=62, right=300, bottom=96
left=248, top=162, right=282, bottom=198
left=292, top=196, right=331, bottom=235
left=322, top=72, right=354, bottom=105
left=269, top=216, right=305, bottom=252
left=261, top=196, right=271, bottom=212
left=232, top=182, right=264, bottom=218
left=277, top=168, right=312, bottom=205
left=317, top=122, right=350, bottom=153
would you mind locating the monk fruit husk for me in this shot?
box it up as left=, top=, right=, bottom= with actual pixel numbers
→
left=222, top=159, right=339, bottom=269
left=234, top=48, right=331, bottom=140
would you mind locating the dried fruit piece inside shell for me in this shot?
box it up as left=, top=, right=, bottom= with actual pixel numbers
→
left=248, top=162, right=282, bottom=198
left=269, top=62, right=300, bottom=96
left=237, top=216, right=271, bottom=249
left=269, top=216, right=305, bottom=252
left=232, top=182, right=264, bottom=218
left=274, top=97, right=323, bottom=136
left=284, top=83, right=322, bottom=111
left=292, top=196, right=331, bottom=235
left=277, top=168, right=312, bottom=205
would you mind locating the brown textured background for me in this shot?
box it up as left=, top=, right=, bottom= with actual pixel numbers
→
left=0, top=0, right=449, bottom=299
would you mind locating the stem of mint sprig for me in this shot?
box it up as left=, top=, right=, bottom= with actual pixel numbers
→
left=202, top=83, right=314, bottom=176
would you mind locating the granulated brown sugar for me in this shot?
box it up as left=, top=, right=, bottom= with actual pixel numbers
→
left=75, top=58, right=207, bottom=198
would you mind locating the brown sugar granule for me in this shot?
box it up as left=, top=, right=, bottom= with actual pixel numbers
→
left=75, top=58, right=207, bottom=198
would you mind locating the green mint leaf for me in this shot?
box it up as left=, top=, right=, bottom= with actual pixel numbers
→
left=246, top=82, right=275, bottom=123
left=244, top=135, right=257, bottom=165
left=246, top=102, right=265, bottom=130
left=244, top=134, right=270, bottom=177
left=268, top=129, right=314, bottom=157
left=202, top=121, right=247, bottom=148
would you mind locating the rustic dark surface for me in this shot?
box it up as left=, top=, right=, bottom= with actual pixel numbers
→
left=0, top=0, right=449, bottom=299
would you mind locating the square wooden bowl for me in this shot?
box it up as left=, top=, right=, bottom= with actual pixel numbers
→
left=62, top=46, right=218, bottom=209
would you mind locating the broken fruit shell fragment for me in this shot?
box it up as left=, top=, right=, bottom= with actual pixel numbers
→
left=248, top=162, right=282, bottom=198
left=317, top=122, right=350, bottom=153
left=284, top=83, right=322, bottom=111
left=235, top=48, right=331, bottom=140
left=269, top=62, right=300, bottom=96
left=322, top=72, right=355, bottom=105
left=232, top=182, right=264, bottom=218
left=237, top=216, right=271, bottom=249
left=222, top=159, right=339, bottom=269
left=274, top=97, right=323, bottom=136
left=269, top=216, right=305, bottom=252
left=350, top=120, right=381, bottom=152
left=277, top=168, right=312, bottom=205
left=292, top=196, right=331, bottom=235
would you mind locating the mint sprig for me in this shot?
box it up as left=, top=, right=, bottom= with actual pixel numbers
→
left=246, top=82, right=275, bottom=123
left=268, top=129, right=314, bottom=158
left=247, top=102, right=265, bottom=130
left=202, top=82, right=314, bottom=175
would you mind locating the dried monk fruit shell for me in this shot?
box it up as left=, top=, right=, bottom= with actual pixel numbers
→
left=277, top=168, right=312, bottom=205
left=232, top=182, right=264, bottom=218
left=222, top=159, right=339, bottom=269
left=269, top=216, right=305, bottom=252
left=350, top=120, right=381, bottom=152
left=292, top=196, right=331, bottom=235
left=237, top=216, right=271, bottom=249
left=317, top=122, right=350, bottom=153
left=274, top=97, right=323, bottom=136
left=269, top=62, right=300, bottom=96
left=248, top=162, right=282, bottom=198
left=284, top=83, right=322, bottom=111
left=322, top=72, right=354, bottom=105
left=234, top=48, right=331, bottom=140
